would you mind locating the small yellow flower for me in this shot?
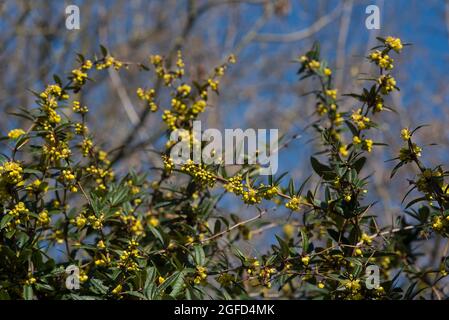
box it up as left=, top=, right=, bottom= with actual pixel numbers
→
left=324, top=68, right=332, bottom=76
left=112, top=284, right=122, bottom=295
left=325, top=89, right=337, bottom=100
left=339, top=145, right=349, bottom=157
left=149, top=216, right=159, bottom=227
left=361, top=233, right=372, bottom=245
left=363, top=139, right=374, bottom=153
left=283, top=224, right=295, bottom=238
left=401, top=128, right=411, bottom=141
left=301, top=256, right=310, bottom=266
left=353, top=136, right=362, bottom=145
left=177, top=84, right=191, bottom=96
left=308, top=60, right=320, bottom=69
left=97, top=240, right=106, bottom=249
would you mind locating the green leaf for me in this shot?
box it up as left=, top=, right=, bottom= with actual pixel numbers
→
left=300, top=229, right=309, bottom=253
left=90, top=278, right=108, bottom=295
left=353, top=157, right=366, bottom=173
left=144, top=267, right=156, bottom=290
left=0, top=215, right=13, bottom=230
left=148, top=225, right=165, bottom=245
left=99, top=44, right=108, bottom=57
left=193, top=245, right=206, bottom=266
left=169, top=272, right=185, bottom=298
left=405, top=196, right=427, bottom=209
left=23, top=285, right=33, bottom=300
left=310, top=157, right=334, bottom=180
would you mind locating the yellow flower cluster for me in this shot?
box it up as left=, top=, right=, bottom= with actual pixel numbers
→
left=362, top=139, right=373, bottom=153
left=137, top=87, right=158, bottom=112
left=150, top=52, right=183, bottom=86
left=8, top=129, right=26, bottom=139
left=72, top=69, right=88, bottom=85
left=325, top=89, right=337, bottom=100
left=85, top=165, right=114, bottom=192
left=316, top=103, right=328, bottom=116
left=377, top=75, right=397, bottom=94
left=360, top=233, right=373, bottom=245
left=177, top=84, right=191, bottom=97
left=96, top=56, right=123, bottom=71
left=191, top=100, right=207, bottom=116
left=8, top=202, right=29, bottom=217
left=81, top=138, right=93, bottom=157
left=118, top=240, right=141, bottom=271
left=246, top=258, right=260, bottom=275
left=40, top=84, right=66, bottom=100
left=374, top=96, right=384, bottom=112
left=24, top=274, right=37, bottom=286
left=259, top=184, right=278, bottom=200
left=258, top=266, right=277, bottom=288
left=75, top=123, right=88, bottom=135
left=342, top=278, right=362, bottom=299
left=242, top=188, right=261, bottom=205
left=94, top=254, right=111, bottom=267
left=351, top=109, right=370, bottom=130
left=119, top=213, right=145, bottom=236
left=162, top=155, right=174, bottom=174
left=385, top=36, right=403, bottom=52
left=7, top=202, right=30, bottom=226
left=369, top=50, right=394, bottom=70
left=42, top=141, right=71, bottom=162
left=194, top=266, right=208, bottom=285
left=72, top=101, right=89, bottom=114
left=39, top=84, right=66, bottom=124
left=81, top=59, right=93, bottom=70
left=400, top=128, right=411, bottom=141
left=38, top=210, right=50, bottom=225
left=224, top=175, right=244, bottom=195
left=162, top=110, right=177, bottom=130
left=0, top=161, right=24, bottom=185
left=399, top=143, right=422, bottom=162
left=298, top=55, right=332, bottom=77
left=432, top=215, right=449, bottom=233
left=285, top=196, right=303, bottom=211
left=415, top=169, right=444, bottom=194
left=70, top=211, right=104, bottom=230
left=181, top=160, right=216, bottom=187
left=59, top=169, right=78, bottom=192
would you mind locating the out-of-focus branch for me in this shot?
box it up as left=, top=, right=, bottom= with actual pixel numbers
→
left=254, top=2, right=342, bottom=43
left=335, top=0, right=353, bottom=90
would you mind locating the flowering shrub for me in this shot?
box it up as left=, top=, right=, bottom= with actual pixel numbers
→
left=0, top=37, right=446, bottom=300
